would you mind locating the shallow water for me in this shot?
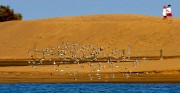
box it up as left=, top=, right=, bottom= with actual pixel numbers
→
left=0, top=83, right=179, bottom=93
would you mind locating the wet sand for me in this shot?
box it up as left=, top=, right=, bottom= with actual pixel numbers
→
left=0, top=58, right=180, bottom=83
left=0, top=71, right=180, bottom=83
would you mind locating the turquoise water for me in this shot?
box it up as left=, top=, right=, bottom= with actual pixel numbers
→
left=0, top=83, right=179, bottom=93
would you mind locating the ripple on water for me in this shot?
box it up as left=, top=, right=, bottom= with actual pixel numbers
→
left=0, top=83, right=179, bottom=93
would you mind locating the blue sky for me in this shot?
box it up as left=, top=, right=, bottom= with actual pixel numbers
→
left=0, top=0, right=179, bottom=20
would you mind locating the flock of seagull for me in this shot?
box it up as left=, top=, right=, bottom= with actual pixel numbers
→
left=28, top=42, right=152, bottom=81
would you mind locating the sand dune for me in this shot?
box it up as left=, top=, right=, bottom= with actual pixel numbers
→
left=0, top=14, right=180, bottom=59
left=0, top=14, right=180, bottom=83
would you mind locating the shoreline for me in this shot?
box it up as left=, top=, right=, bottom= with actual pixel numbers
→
left=0, top=71, right=180, bottom=84
left=0, top=58, right=180, bottom=84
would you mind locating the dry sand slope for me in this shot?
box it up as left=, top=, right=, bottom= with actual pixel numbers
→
left=0, top=14, right=180, bottom=59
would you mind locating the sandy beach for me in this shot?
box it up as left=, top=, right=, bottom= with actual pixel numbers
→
left=0, top=58, right=180, bottom=83
left=0, top=14, right=180, bottom=83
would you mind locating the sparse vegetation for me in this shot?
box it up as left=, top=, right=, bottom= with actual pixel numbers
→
left=0, top=5, right=22, bottom=22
